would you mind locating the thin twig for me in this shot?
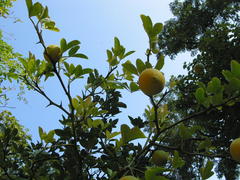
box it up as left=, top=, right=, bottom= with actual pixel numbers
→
left=150, top=96, right=160, bottom=133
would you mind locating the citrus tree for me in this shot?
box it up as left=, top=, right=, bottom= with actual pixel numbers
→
left=1, top=0, right=240, bottom=179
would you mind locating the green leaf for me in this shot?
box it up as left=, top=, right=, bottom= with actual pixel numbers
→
left=130, top=82, right=139, bottom=92
left=222, top=70, right=234, bottom=82
left=82, top=68, right=93, bottom=75
left=106, top=130, right=121, bottom=140
left=55, top=128, right=71, bottom=139
left=121, top=124, right=146, bottom=144
left=42, top=19, right=60, bottom=32
left=29, top=2, right=43, bottom=17
left=211, top=91, right=223, bottom=105
left=140, top=14, right=153, bottom=35
left=231, top=60, right=240, bottom=79
left=67, top=40, right=80, bottom=49
left=172, top=151, right=185, bottom=169
left=198, top=139, right=211, bottom=151
left=69, top=64, right=75, bottom=74
left=107, top=50, right=118, bottom=66
left=123, top=51, right=135, bottom=59
left=145, top=61, right=153, bottom=68
left=197, top=82, right=206, bottom=91
left=74, top=65, right=83, bottom=76
left=230, top=77, right=240, bottom=89
left=114, top=37, right=120, bottom=50
left=145, top=167, right=170, bottom=180
left=72, top=98, right=79, bottom=109
left=72, top=53, right=88, bottom=59
left=207, top=77, right=222, bottom=94
left=26, top=0, right=32, bottom=15
left=200, top=161, right=214, bottom=180
left=38, top=126, right=45, bottom=140
left=60, top=38, right=67, bottom=52
left=195, top=88, right=205, bottom=104
left=122, top=60, right=138, bottom=75
left=39, top=6, right=48, bottom=20
left=155, top=55, right=164, bottom=70
left=107, top=50, right=113, bottom=59
left=136, top=58, right=146, bottom=74
left=92, top=119, right=104, bottom=128
left=63, top=62, right=69, bottom=71
left=68, top=46, right=80, bottom=56
left=44, top=130, right=55, bottom=143
left=179, top=124, right=192, bottom=140
left=152, top=23, right=163, bottom=36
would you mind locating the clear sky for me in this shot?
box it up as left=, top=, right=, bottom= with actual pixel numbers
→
left=2, top=0, right=190, bottom=137
left=1, top=0, right=220, bottom=179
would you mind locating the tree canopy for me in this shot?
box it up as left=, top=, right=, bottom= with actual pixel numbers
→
left=158, top=0, right=240, bottom=179
left=0, top=0, right=240, bottom=179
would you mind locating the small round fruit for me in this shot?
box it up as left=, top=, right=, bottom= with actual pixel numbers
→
left=193, top=63, right=204, bottom=75
left=151, top=150, right=169, bottom=166
left=119, top=176, right=138, bottom=180
left=230, top=137, right=240, bottom=162
left=138, top=68, right=165, bottom=96
left=44, top=45, right=62, bottom=63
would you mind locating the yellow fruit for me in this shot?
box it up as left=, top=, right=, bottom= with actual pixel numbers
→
left=119, top=176, right=138, bottom=180
left=230, top=137, right=240, bottom=162
left=138, top=68, right=165, bottom=96
left=151, top=150, right=169, bottom=166
left=44, top=45, right=62, bottom=63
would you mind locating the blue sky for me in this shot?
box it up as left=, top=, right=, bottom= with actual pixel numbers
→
left=2, top=0, right=190, bottom=136
left=1, top=0, right=220, bottom=179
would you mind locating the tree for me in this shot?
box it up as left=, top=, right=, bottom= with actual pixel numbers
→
left=0, top=0, right=16, bottom=17
left=0, top=0, right=25, bottom=105
left=1, top=0, right=240, bottom=179
left=158, top=0, right=240, bottom=179
left=0, top=110, right=31, bottom=179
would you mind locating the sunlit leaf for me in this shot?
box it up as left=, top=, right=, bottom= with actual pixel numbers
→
left=155, top=55, right=164, bottom=70
left=231, top=60, right=240, bottom=79
left=140, top=14, right=153, bottom=35
left=145, top=167, right=170, bottom=180
left=130, top=82, right=139, bottom=92
left=136, top=58, right=146, bottom=74
left=172, top=151, right=185, bottom=169
left=121, top=124, right=146, bottom=144
left=122, top=60, right=138, bottom=75
left=200, top=161, right=214, bottom=180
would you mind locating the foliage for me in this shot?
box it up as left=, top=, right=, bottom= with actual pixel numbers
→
left=0, top=0, right=26, bottom=105
left=1, top=0, right=240, bottom=179
left=0, top=0, right=16, bottom=17
left=0, top=110, right=31, bottom=179
left=0, top=29, right=25, bottom=104
left=158, top=0, right=240, bottom=179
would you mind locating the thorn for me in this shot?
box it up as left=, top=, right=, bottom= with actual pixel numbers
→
left=46, top=102, right=52, bottom=107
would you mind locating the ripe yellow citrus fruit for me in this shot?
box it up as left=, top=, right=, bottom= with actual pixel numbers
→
left=44, top=45, right=62, bottom=63
left=138, top=68, right=165, bottom=96
left=151, top=150, right=169, bottom=166
left=119, top=176, right=138, bottom=180
left=230, top=137, right=240, bottom=162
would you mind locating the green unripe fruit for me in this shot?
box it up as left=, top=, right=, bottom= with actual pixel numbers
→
left=119, top=176, right=138, bottom=180
left=193, top=63, right=204, bottom=75
left=151, top=150, right=169, bottom=166
left=44, top=45, right=62, bottom=64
